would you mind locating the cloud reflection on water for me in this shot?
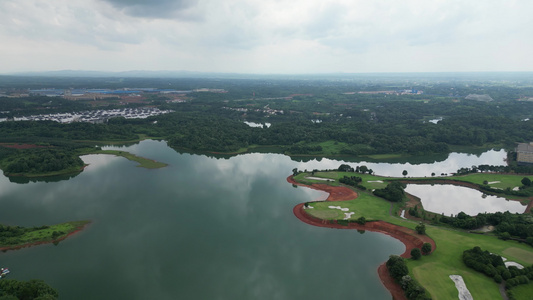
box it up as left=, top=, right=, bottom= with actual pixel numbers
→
left=405, top=184, right=526, bottom=216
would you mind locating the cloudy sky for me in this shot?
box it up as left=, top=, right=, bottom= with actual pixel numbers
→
left=1, top=0, right=532, bottom=74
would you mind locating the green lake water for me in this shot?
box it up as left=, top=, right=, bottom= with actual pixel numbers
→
left=0, top=140, right=507, bottom=299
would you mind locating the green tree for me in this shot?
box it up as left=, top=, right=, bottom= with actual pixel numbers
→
left=359, top=165, right=368, bottom=174
left=521, top=177, right=531, bottom=187
left=0, top=279, right=58, bottom=300
left=402, top=170, right=408, bottom=177
left=337, top=164, right=353, bottom=172
left=421, top=243, right=432, bottom=255
left=415, top=223, right=426, bottom=235
left=411, top=248, right=422, bottom=260
left=386, top=255, right=408, bottom=280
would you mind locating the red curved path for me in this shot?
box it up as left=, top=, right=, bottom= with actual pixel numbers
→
left=288, top=176, right=436, bottom=300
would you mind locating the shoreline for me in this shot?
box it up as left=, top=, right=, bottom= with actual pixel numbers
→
left=0, top=221, right=90, bottom=252
left=288, top=176, right=435, bottom=300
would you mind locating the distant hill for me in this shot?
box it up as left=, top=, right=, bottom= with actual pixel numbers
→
left=4, top=70, right=533, bottom=81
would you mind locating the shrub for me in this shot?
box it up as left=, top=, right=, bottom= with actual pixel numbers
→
left=421, top=243, right=432, bottom=255
left=415, top=223, right=426, bottom=235
left=411, top=248, right=422, bottom=260
left=493, top=274, right=502, bottom=283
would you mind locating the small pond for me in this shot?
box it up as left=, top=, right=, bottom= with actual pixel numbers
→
left=405, top=184, right=527, bottom=216
left=243, top=121, right=271, bottom=128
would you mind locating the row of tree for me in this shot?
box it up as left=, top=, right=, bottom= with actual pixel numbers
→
left=463, top=246, right=533, bottom=290
left=386, top=255, right=431, bottom=300
left=373, top=182, right=406, bottom=202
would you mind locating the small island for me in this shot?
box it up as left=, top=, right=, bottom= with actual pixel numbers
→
left=289, top=166, right=533, bottom=300
left=0, top=220, right=90, bottom=251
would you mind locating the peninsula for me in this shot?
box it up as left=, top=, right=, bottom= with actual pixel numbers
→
left=0, top=220, right=90, bottom=251
left=288, top=169, right=533, bottom=300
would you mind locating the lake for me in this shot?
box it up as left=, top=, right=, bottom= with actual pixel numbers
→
left=0, top=140, right=508, bottom=299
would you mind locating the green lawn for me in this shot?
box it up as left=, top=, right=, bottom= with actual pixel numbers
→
left=510, top=283, right=533, bottom=300
left=407, top=226, right=533, bottom=299
left=295, top=171, right=389, bottom=190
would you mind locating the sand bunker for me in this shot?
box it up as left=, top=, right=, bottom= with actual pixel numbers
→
left=505, top=261, right=524, bottom=269
left=344, top=212, right=354, bottom=220
left=449, top=275, right=473, bottom=300
left=488, top=181, right=500, bottom=184
left=368, top=180, right=384, bottom=183
left=328, top=205, right=349, bottom=211
left=306, top=176, right=332, bottom=181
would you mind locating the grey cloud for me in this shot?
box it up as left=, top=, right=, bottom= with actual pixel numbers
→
left=100, top=0, right=200, bottom=19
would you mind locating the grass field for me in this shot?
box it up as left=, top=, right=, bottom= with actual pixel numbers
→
left=408, top=226, right=533, bottom=300
left=509, top=283, right=533, bottom=300
left=293, top=171, right=533, bottom=300
left=295, top=171, right=389, bottom=190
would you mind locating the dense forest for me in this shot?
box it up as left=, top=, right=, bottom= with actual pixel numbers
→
left=0, top=279, right=58, bottom=300
left=1, top=74, right=533, bottom=175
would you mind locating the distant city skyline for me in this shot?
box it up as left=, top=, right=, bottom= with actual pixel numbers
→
left=1, top=0, right=532, bottom=74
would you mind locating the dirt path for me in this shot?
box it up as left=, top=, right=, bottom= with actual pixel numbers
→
left=288, top=176, right=436, bottom=300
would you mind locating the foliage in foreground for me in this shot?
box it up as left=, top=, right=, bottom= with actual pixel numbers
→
left=386, top=255, right=431, bottom=300
left=0, top=279, right=58, bottom=300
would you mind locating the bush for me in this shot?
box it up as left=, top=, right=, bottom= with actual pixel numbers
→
left=411, top=248, right=422, bottom=260
left=416, top=223, right=426, bottom=235
left=421, top=243, right=432, bottom=255
left=493, top=274, right=502, bottom=283
left=387, top=255, right=408, bottom=280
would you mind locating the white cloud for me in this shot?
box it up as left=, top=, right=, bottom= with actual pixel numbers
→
left=0, top=0, right=532, bottom=73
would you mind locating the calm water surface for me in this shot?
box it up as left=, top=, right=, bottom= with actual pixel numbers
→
left=405, top=184, right=527, bottom=216
left=0, top=141, right=508, bottom=299
left=0, top=140, right=403, bottom=300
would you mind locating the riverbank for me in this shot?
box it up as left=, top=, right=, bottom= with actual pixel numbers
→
left=287, top=176, right=435, bottom=300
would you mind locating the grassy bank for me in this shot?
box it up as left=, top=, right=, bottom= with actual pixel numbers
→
left=293, top=171, right=533, bottom=300
left=89, top=149, right=167, bottom=169
left=0, top=220, right=90, bottom=249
